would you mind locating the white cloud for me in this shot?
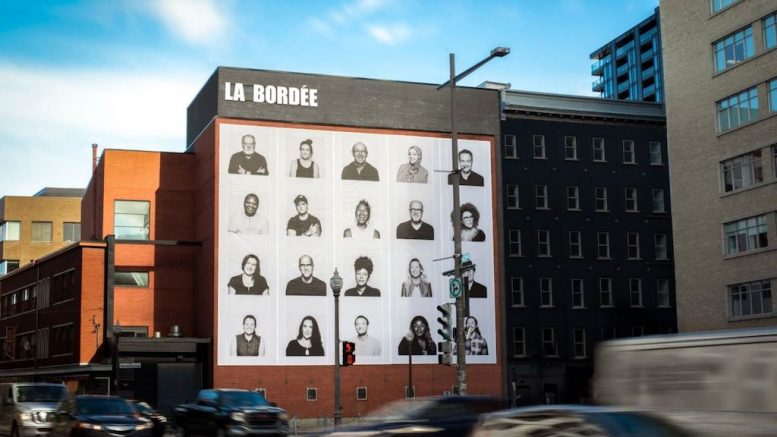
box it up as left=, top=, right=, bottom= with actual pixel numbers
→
left=150, top=0, right=227, bottom=46
left=0, top=63, right=200, bottom=195
left=366, top=23, right=412, bottom=45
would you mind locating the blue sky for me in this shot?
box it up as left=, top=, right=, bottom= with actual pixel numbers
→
left=0, top=0, right=658, bottom=196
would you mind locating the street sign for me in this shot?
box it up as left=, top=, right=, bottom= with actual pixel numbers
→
left=449, top=277, right=462, bottom=298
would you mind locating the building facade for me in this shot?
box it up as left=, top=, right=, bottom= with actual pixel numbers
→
left=661, top=0, right=777, bottom=331
left=591, top=7, right=663, bottom=103
left=0, top=188, right=84, bottom=275
left=0, top=68, right=506, bottom=419
left=500, top=89, right=676, bottom=404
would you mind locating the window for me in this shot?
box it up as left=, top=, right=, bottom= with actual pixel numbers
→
left=595, top=187, right=608, bottom=211
left=597, top=232, right=610, bottom=259
left=721, top=151, right=763, bottom=192
left=356, top=387, right=368, bottom=401
left=592, top=138, right=606, bottom=162
left=566, top=186, right=580, bottom=210
left=711, top=0, right=739, bottom=13
left=564, top=136, right=578, bottom=160
left=649, top=141, right=663, bottom=165
left=729, top=280, right=772, bottom=318
left=622, top=140, right=636, bottom=163
left=627, top=232, right=640, bottom=259
left=537, top=230, right=551, bottom=256
left=0, top=261, right=20, bottom=275
left=115, top=200, right=150, bottom=240
left=630, top=278, right=643, bottom=307
left=601, top=327, right=616, bottom=341
left=513, top=328, right=526, bottom=357
left=306, top=388, right=317, bottom=401
left=571, top=279, right=584, bottom=308
left=600, top=278, right=613, bottom=307
left=657, top=279, right=670, bottom=307
left=508, top=229, right=522, bottom=256
left=568, top=231, right=582, bottom=258
left=533, top=135, right=546, bottom=158
left=714, top=26, right=754, bottom=73
left=718, top=87, right=759, bottom=132
left=766, top=13, right=777, bottom=49
left=0, top=221, right=20, bottom=241
left=774, top=145, right=777, bottom=178
left=51, top=270, right=76, bottom=303
left=506, top=185, right=520, bottom=209
left=770, top=79, right=777, bottom=113
left=572, top=328, right=586, bottom=359
left=652, top=189, right=666, bottom=212
left=63, top=222, right=81, bottom=242
left=540, top=278, right=553, bottom=307
left=31, top=222, right=52, bottom=242
left=114, top=272, right=149, bottom=287
left=625, top=187, right=638, bottom=212
left=511, top=277, right=524, bottom=307
left=535, top=185, right=548, bottom=209
left=655, top=233, right=669, bottom=260
left=504, top=134, right=517, bottom=158
left=724, top=215, right=768, bottom=255
left=51, top=324, right=74, bottom=356
left=542, top=327, right=557, bottom=357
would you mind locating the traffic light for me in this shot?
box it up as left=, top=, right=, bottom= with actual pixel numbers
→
left=436, top=303, right=453, bottom=341
left=342, top=341, right=356, bottom=366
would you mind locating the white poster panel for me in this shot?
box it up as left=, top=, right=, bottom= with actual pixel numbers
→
left=218, top=124, right=496, bottom=365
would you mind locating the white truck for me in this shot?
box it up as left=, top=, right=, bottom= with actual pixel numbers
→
left=593, top=327, right=777, bottom=436
left=0, top=383, right=68, bottom=437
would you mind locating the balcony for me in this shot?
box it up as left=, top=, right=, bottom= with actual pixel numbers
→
left=643, top=84, right=657, bottom=97
left=640, top=49, right=655, bottom=64
left=639, top=27, right=657, bottom=45
left=592, top=77, right=605, bottom=92
left=642, top=66, right=655, bottom=79
left=591, top=57, right=609, bottom=75
left=617, top=81, right=631, bottom=93
left=615, top=41, right=635, bottom=58
left=616, top=63, right=630, bottom=78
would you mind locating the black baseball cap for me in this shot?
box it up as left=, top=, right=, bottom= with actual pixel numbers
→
left=294, top=195, right=308, bottom=205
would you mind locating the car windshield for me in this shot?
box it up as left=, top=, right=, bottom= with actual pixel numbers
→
left=76, top=398, right=135, bottom=415
left=219, top=392, right=269, bottom=408
left=15, top=386, right=67, bottom=403
left=134, top=402, right=154, bottom=414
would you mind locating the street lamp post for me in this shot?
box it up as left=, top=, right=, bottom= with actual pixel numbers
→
left=438, top=47, right=510, bottom=396
left=330, top=269, right=344, bottom=427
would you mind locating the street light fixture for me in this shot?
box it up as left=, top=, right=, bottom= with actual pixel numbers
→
left=329, top=269, right=344, bottom=426
left=438, top=47, right=509, bottom=396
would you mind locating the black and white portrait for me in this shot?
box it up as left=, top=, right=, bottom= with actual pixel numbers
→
left=341, top=141, right=379, bottom=181
left=464, top=316, right=489, bottom=355
left=348, top=315, right=381, bottom=356
left=447, top=149, right=483, bottom=186
left=227, top=193, right=269, bottom=235
left=400, top=258, right=432, bottom=297
left=462, top=261, right=487, bottom=298
left=396, top=200, right=434, bottom=240
left=286, top=255, right=327, bottom=296
left=344, top=256, right=381, bottom=297
left=230, top=314, right=266, bottom=356
left=452, top=203, right=486, bottom=242
left=227, top=254, right=269, bottom=295
left=396, top=145, right=428, bottom=183
left=397, top=316, right=437, bottom=355
left=287, top=195, right=322, bottom=237
left=228, top=134, right=269, bottom=175
left=288, top=138, right=320, bottom=178
left=286, top=316, right=325, bottom=356
left=344, top=199, right=380, bottom=239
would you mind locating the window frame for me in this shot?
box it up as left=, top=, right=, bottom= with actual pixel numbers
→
left=724, top=215, right=768, bottom=255
left=508, top=229, right=522, bottom=257
left=627, top=232, right=641, bottom=259
left=728, top=279, right=773, bottom=319
left=540, top=277, right=553, bottom=307
left=571, top=278, right=585, bottom=308
left=542, top=327, right=558, bottom=357
left=652, top=189, right=666, bottom=212
left=566, top=186, right=580, bottom=210
left=657, top=279, right=671, bottom=307
left=720, top=150, right=763, bottom=192
left=595, top=187, right=608, bottom=212
left=600, top=277, right=613, bottom=307
left=622, top=140, right=636, bottom=164
left=769, top=78, right=777, bottom=114
left=506, top=184, right=520, bottom=209
left=0, top=221, right=21, bottom=241
left=710, top=0, right=740, bottom=14
left=31, top=221, right=53, bottom=242
left=597, top=232, right=611, bottom=259
left=713, top=25, right=754, bottom=73
left=513, top=327, right=526, bottom=357
left=649, top=141, right=663, bottom=165
left=537, top=230, right=551, bottom=257
left=625, top=187, right=639, bottom=212
left=532, top=135, right=546, bottom=159
left=568, top=231, right=582, bottom=258
left=114, top=271, right=150, bottom=288
left=511, top=277, right=525, bottom=307
left=564, top=136, right=578, bottom=160
left=114, top=200, right=151, bottom=241
left=717, top=87, right=759, bottom=133
left=535, top=185, right=548, bottom=209
left=629, top=278, right=643, bottom=307
left=765, top=13, right=777, bottom=50
left=655, top=233, right=669, bottom=260
left=572, top=328, right=586, bottom=359
left=592, top=138, right=606, bottom=162
left=504, top=134, right=517, bottom=159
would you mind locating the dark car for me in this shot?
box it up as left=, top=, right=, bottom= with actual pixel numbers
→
left=316, top=395, right=504, bottom=437
left=130, top=401, right=167, bottom=437
left=470, top=405, right=696, bottom=437
left=51, top=395, right=153, bottom=437
left=173, top=389, right=288, bottom=437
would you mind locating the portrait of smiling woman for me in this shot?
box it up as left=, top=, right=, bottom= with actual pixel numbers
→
left=286, top=315, right=325, bottom=356
left=227, top=254, right=269, bottom=295
left=396, top=145, right=428, bottom=183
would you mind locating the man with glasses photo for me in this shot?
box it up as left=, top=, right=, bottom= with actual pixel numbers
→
left=396, top=200, right=434, bottom=240
left=285, top=255, right=327, bottom=296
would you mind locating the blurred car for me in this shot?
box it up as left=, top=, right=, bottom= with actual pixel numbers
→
left=319, top=395, right=504, bottom=437
left=172, top=389, right=288, bottom=436
left=130, top=401, right=167, bottom=437
left=470, top=405, right=696, bottom=437
left=51, top=395, right=153, bottom=437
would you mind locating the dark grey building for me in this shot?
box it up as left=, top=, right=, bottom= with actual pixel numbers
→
left=591, top=7, right=663, bottom=102
left=497, top=87, right=676, bottom=404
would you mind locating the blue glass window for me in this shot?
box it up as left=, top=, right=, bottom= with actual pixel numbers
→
left=714, top=26, right=754, bottom=72
left=717, top=87, right=759, bottom=132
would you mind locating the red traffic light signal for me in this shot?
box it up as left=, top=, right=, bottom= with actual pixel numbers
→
left=342, top=341, right=356, bottom=366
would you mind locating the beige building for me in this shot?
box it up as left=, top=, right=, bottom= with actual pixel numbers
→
left=661, top=0, right=777, bottom=331
left=0, top=188, right=84, bottom=275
